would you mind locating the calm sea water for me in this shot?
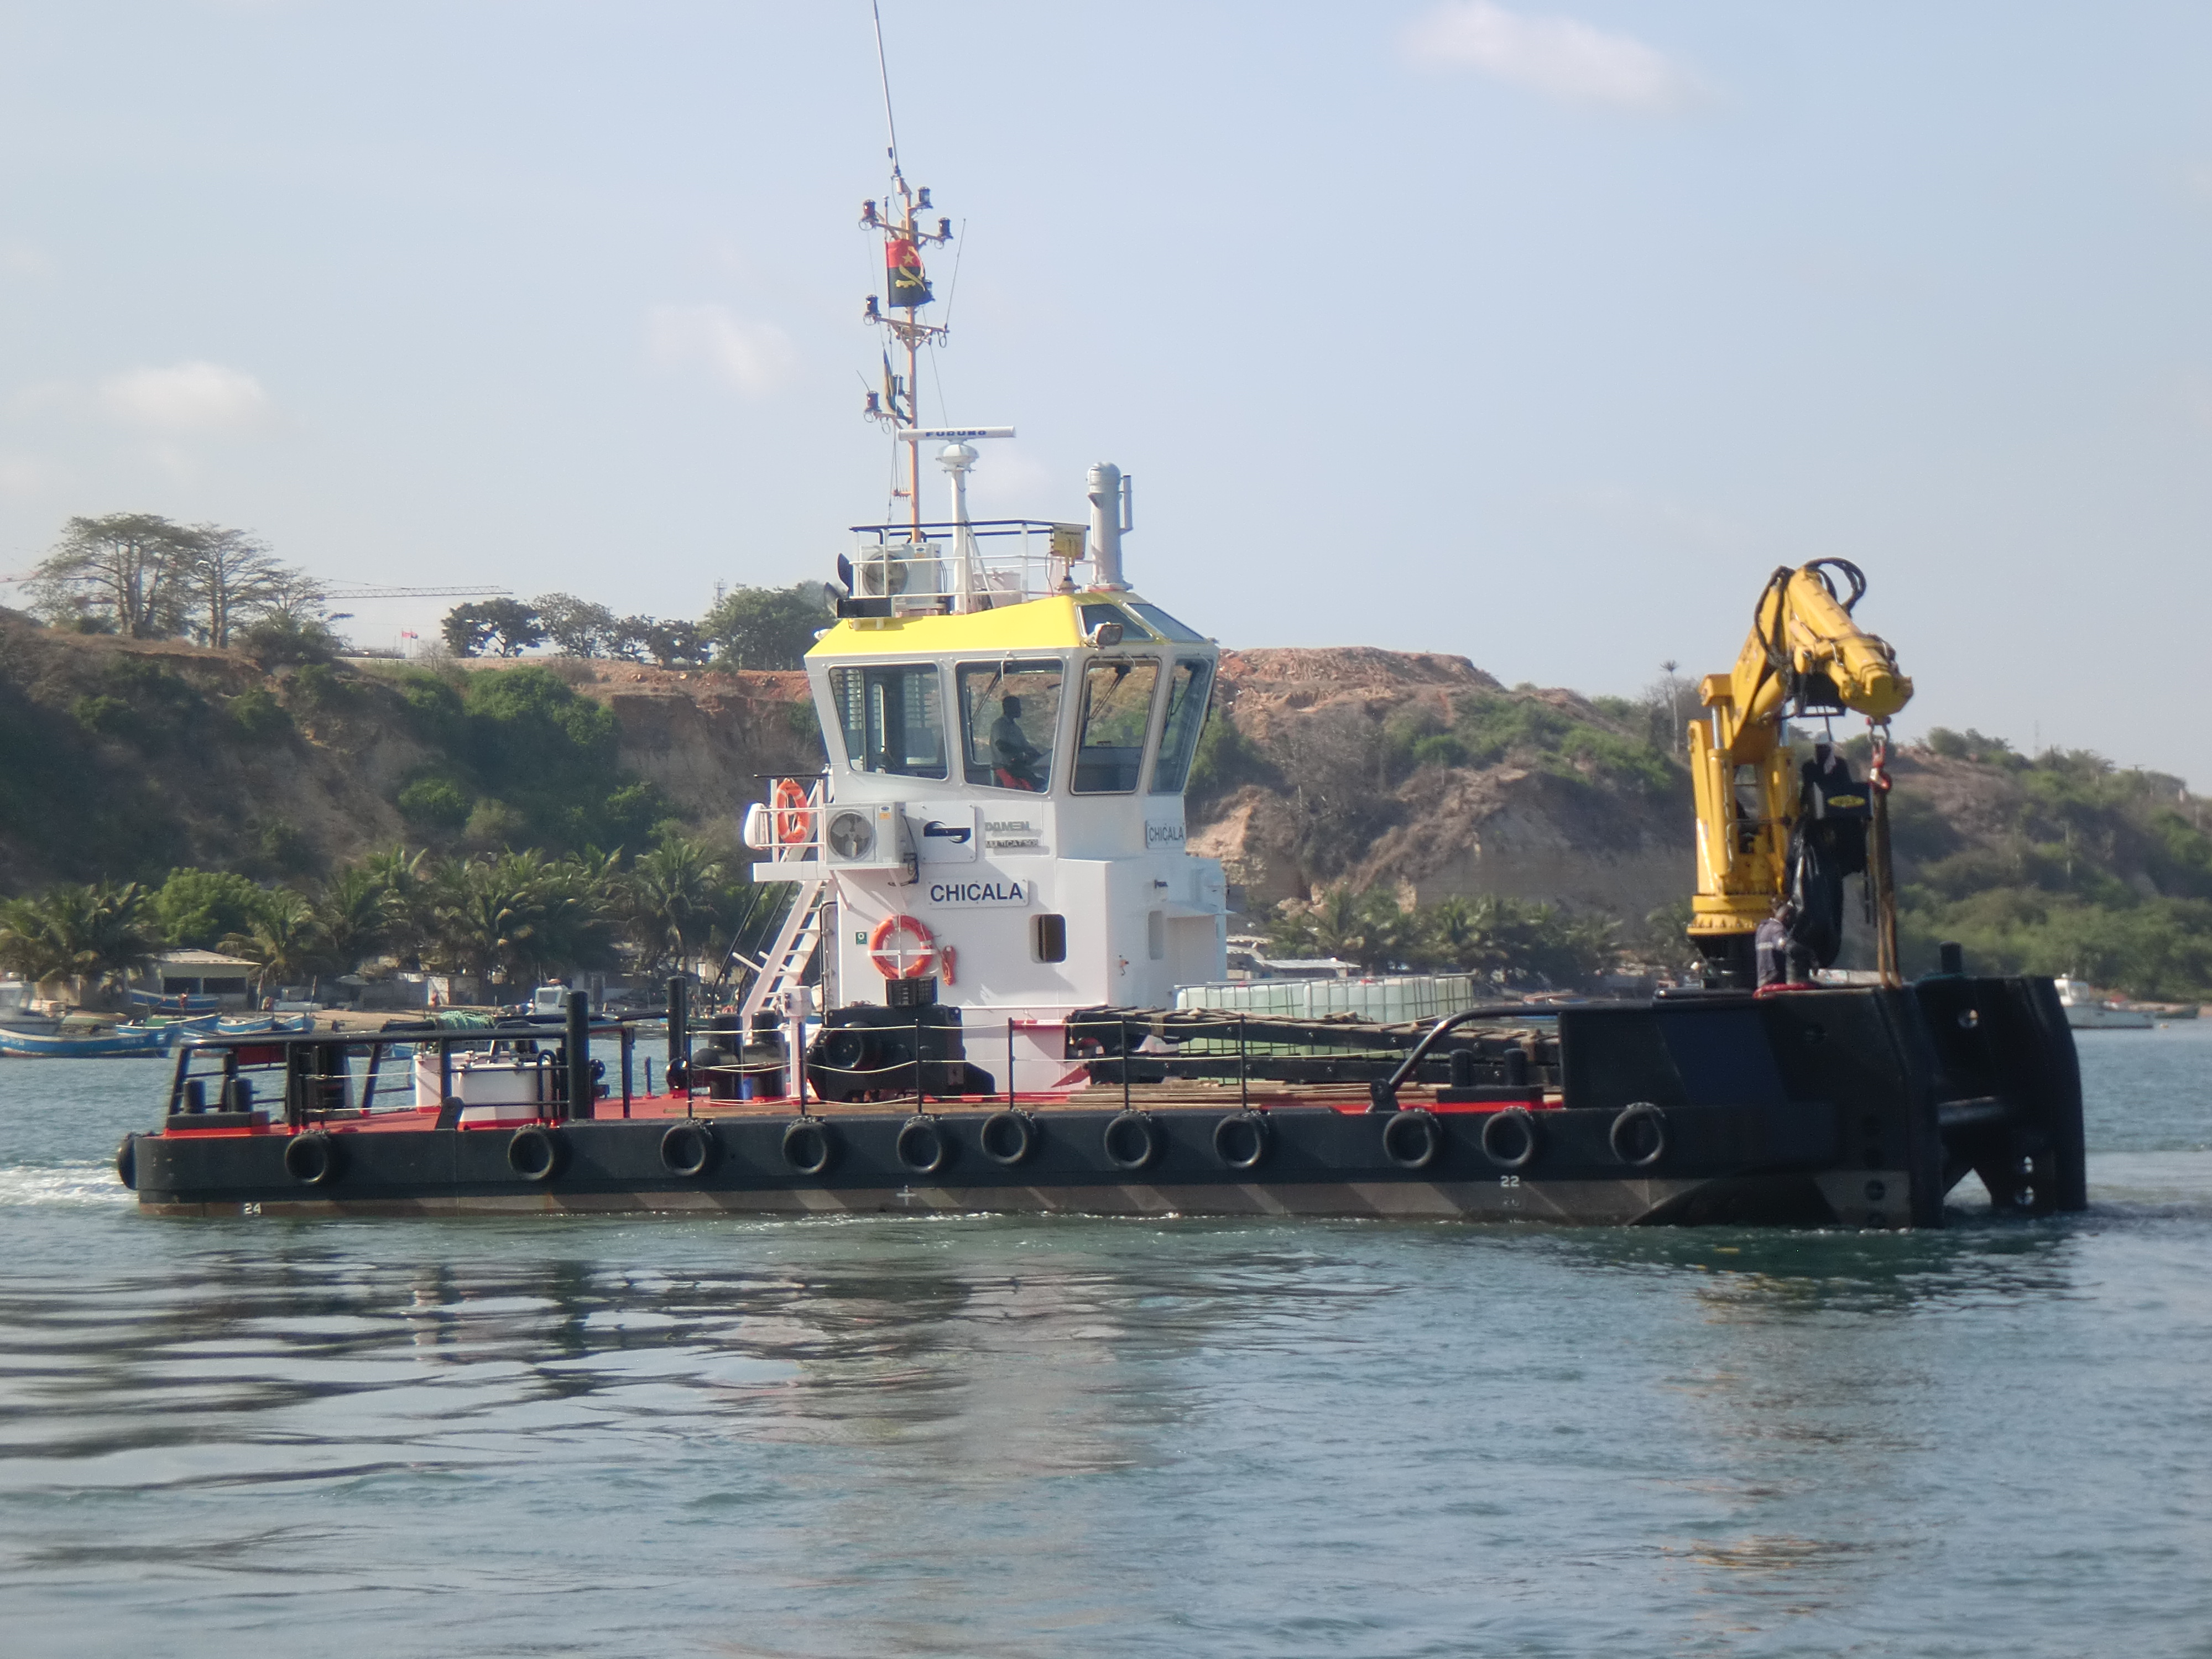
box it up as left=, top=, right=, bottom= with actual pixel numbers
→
left=1, top=1027, right=2209, bottom=1657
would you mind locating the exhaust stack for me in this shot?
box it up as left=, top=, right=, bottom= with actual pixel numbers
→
left=1087, top=462, right=1131, bottom=589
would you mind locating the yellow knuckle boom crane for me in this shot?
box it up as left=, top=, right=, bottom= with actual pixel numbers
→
left=1687, top=559, right=1913, bottom=987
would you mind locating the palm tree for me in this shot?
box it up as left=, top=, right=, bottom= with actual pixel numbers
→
left=625, top=836, right=727, bottom=975
left=423, top=855, right=544, bottom=990
left=358, top=845, right=428, bottom=966
left=220, top=890, right=327, bottom=998
left=531, top=851, right=621, bottom=981
left=312, top=864, right=394, bottom=975
left=0, top=881, right=159, bottom=1005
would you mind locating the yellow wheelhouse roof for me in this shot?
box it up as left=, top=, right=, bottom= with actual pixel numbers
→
left=806, top=593, right=1086, bottom=659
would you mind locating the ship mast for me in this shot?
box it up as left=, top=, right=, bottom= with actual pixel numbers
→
left=860, top=1, right=951, bottom=545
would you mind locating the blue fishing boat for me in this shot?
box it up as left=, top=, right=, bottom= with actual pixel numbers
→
left=214, top=1014, right=315, bottom=1036
left=127, top=989, right=223, bottom=1015
left=0, top=1024, right=177, bottom=1059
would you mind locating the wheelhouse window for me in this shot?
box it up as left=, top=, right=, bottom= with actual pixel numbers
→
left=1128, top=602, right=1207, bottom=644
left=827, top=664, right=948, bottom=779
left=1150, top=658, right=1214, bottom=795
left=1080, top=602, right=1152, bottom=640
left=1072, top=659, right=1161, bottom=794
left=956, top=661, right=1065, bottom=792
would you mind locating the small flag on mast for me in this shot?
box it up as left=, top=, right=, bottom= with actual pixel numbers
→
left=885, top=237, right=933, bottom=309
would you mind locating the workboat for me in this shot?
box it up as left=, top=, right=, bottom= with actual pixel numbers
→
left=2054, top=978, right=2154, bottom=1030
left=114, top=48, right=2087, bottom=1228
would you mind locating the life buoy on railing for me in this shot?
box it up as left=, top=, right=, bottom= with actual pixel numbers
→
left=772, top=778, right=812, bottom=845
left=869, top=914, right=937, bottom=980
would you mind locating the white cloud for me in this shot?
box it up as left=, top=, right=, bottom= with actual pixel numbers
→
left=100, top=361, right=270, bottom=434
left=1402, top=1, right=1703, bottom=113
left=646, top=304, right=799, bottom=397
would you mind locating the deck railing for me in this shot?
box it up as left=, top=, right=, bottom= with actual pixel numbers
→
left=844, top=519, right=1093, bottom=614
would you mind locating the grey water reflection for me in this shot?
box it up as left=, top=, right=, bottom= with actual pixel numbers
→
left=0, top=1197, right=2206, bottom=1654
left=0, top=1221, right=1413, bottom=1657
left=0, top=1224, right=1375, bottom=1491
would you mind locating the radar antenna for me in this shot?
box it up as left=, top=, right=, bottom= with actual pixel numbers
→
left=858, top=2, right=957, bottom=543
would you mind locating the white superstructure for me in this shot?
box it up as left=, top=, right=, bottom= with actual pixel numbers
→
left=742, top=490, right=1229, bottom=1089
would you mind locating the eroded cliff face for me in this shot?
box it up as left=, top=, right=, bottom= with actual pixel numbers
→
left=0, top=620, right=1687, bottom=922
left=580, top=664, right=823, bottom=825
left=1187, top=648, right=1689, bottom=920
left=0, top=613, right=827, bottom=888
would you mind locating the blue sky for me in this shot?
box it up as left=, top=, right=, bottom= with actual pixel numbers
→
left=3, top=2, right=2209, bottom=780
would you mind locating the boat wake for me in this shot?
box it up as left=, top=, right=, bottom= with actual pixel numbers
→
left=0, top=1160, right=132, bottom=1209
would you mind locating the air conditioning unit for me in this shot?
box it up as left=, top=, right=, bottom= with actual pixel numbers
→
left=822, top=802, right=915, bottom=881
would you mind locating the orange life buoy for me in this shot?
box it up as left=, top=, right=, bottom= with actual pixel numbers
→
left=772, top=779, right=811, bottom=844
left=869, top=914, right=937, bottom=980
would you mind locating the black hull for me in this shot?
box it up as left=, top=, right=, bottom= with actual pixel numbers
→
left=122, top=977, right=2085, bottom=1229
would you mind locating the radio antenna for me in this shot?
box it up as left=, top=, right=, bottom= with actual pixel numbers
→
left=870, top=0, right=901, bottom=170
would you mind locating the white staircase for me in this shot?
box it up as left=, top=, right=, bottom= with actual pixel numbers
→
left=738, top=875, right=828, bottom=1028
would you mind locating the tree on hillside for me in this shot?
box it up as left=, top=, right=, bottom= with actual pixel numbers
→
left=534, top=593, right=618, bottom=658
left=181, top=528, right=289, bottom=648
left=700, top=582, right=826, bottom=670
left=641, top=617, right=709, bottom=668
left=27, top=514, right=328, bottom=648
left=28, top=514, right=200, bottom=638
left=442, top=599, right=545, bottom=658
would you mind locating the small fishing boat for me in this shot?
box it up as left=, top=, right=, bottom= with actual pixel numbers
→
left=126, top=989, right=223, bottom=1016
left=214, top=1014, right=316, bottom=1036
left=2, top=1023, right=176, bottom=1059
left=0, top=980, right=60, bottom=1038
left=2054, top=978, right=2154, bottom=1030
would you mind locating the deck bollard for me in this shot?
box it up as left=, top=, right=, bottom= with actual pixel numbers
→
left=666, top=976, right=688, bottom=1097
left=566, top=991, right=592, bottom=1122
